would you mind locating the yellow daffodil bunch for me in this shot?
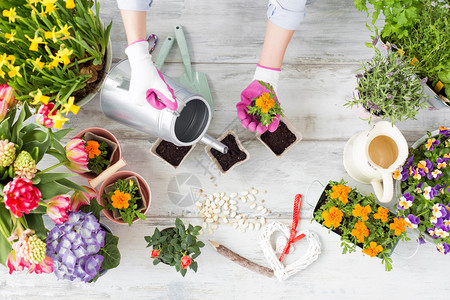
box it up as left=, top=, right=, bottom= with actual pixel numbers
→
left=0, top=0, right=111, bottom=129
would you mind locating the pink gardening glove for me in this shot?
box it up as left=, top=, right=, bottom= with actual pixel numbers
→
left=236, top=65, right=281, bottom=134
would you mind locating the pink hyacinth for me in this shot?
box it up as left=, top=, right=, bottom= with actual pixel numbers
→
left=70, top=185, right=97, bottom=211
left=3, top=178, right=41, bottom=218
left=65, top=137, right=89, bottom=174
left=0, top=83, right=16, bottom=121
left=46, top=195, right=71, bottom=224
left=36, top=103, right=58, bottom=128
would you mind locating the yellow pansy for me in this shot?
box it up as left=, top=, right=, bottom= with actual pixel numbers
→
left=32, top=56, right=45, bottom=71
left=42, top=0, right=58, bottom=14
left=31, top=89, right=50, bottom=105
left=8, top=65, right=22, bottom=78
left=25, top=35, right=46, bottom=51
left=66, top=0, right=75, bottom=9
left=44, top=26, right=58, bottom=43
left=49, top=112, right=69, bottom=129
left=57, top=48, right=73, bottom=65
left=5, top=32, right=16, bottom=43
left=2, top=8, right=17, bottom=23
left=58, top=25, right=71, bottom=36
left=60, top=96, right=79, bottom=115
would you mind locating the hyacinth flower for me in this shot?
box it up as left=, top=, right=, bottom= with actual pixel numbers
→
left=70, top=186, right=97, bottom=212
left=7, top=227, right=53, bottom=274
left=65, top=137, right=89, bottom=174
left=46, top=211, right=105, bottom=282
left=0, top=139, right=16, bottom=167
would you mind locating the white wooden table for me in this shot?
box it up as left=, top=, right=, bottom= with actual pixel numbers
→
left=1, top=1, right=449, bottom=299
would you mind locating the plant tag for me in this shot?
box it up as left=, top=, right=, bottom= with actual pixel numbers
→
left=410, top=57, right=419, bottom=66
left=434, top=81, right=444, bottom=93
left=397, top=49, right=405, bottom=56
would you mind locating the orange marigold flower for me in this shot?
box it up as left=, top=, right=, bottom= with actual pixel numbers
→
left=111, top=190, right=131, bottom=209
left=322, top=206, right=343, bottom=228
left=362, top=242, right=383, bottom=257
left=390, top=217, right=406, bottom=236
left=351, top=221, right=369, bottom=243
left=255, top=92, right=275, bottom=114
left=352, top=204, right=372, bottom=221
left=86, top=140, right=101, bottom=159
left=373, top=206, right=389, bottom=223
left=330, top=184, right=351, bottom=204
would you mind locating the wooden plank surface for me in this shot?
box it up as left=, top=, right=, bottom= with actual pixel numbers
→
left=1, top=0, right=449, bottom=299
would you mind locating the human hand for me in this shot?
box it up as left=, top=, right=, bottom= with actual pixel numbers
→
left=236, top=65, right=281, bottom=134
left=125, top=40, right=177, bottom=110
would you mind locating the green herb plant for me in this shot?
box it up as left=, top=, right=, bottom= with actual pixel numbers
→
left=246, top=81, right=284, bottom=127
left=144, top=218, right=204, bottom=277
left=104, top=178, right=146, bottom=226
left=344, top=45, right=428, bottom=124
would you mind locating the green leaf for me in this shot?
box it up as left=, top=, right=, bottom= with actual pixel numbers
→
left=52, top=128, right=73, bottom=141
left=189, top=261, right=198, bottom=272
left=104, top=231, right=119, bottom=247
left=153, top=258, right=160, bottom=265
left=180, top=268, right=187, bottom=277
left=36, top=180, right=73, bottom=200
left=100, top=242, right=121, bottom=269
left=35, top=173, right=73, bottom=185
left=0, top=232, right=11, bottom=267
left=20, top=130, right=51, bottom=163
left=197, top=241, right=205, bottom=248
left=23, top=214, right=46, bottom=240
left=144, top=236, right=152, bottom=243
left=153, top=228, right=161, bottom=239
left=79, top=198, right=104, bottom=221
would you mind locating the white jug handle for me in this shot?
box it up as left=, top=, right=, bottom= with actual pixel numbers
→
left=371, top=173, right=394, bottom=203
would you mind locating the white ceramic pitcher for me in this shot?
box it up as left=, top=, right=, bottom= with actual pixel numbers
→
left=343, top=121, right=408, bottom=203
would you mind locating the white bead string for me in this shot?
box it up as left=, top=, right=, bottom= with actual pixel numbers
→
left=260, top=222, right=321, bottom=281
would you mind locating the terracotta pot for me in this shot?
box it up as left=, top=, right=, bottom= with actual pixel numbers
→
left=75, top=127, right=126, bottom=187
left=98, top=170, right=151, bottom=225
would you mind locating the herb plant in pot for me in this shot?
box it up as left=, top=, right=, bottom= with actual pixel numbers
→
left=312, top=180, right=408, bottom=271
left=394, top=126, right=450, bottom=253
left=98, top=170, right=151, bottom=226
left=345, top=46, right=428, bottom=124
left=144, top=218, right=204, bottom=277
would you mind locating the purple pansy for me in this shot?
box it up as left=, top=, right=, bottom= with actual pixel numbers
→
left=436, top=157, right=448, bottom=169
left=425, top=138, right=440, bottom=151
left=46, top=211, right=105, bottom=282
left=397, top=193, right=414, bottom=210
left=437, top=243, right=450, bottom=254
left=405, top=156, right=414, bottom=168
left=428, top=227, right=449, bottom=239
left=439, top=126, right=450, bottom=137
left=414, top=182, right=423, bottom=193
left=417, top=236, right=426, bottom=245
left=405, top=214, right=420, bottom=229
left=432, top=203, right=447, bottom=218
left=424, top=186, right=438, bottom=200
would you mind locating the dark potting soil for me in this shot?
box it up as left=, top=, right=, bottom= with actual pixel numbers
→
left=155, top=140, right=192, bottom=167
left=72, top=51, right=107, bottom=102
left=210, top=134, right=247, bottom=172
left=260, top=121, right=296, bottom=155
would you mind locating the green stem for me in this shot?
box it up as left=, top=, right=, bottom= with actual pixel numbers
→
left=35, top=161, right=65, bottom=175
left=38, top=201, right=49, bottom=208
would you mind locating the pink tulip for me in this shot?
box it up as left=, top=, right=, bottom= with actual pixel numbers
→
left=65, top=137, right=89, bottom=174
left=7, top=250, right=30, bottom=274
left=0, top=83, right=16, bottom=121
left=36, top=103, right=58, bottom=128
left=70, top=185, right=97, bottom=211
left=3, top=177, right=41, bottom=218
left=46, top=195, right=71, bottom=224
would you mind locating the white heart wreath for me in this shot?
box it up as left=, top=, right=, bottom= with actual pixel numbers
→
left=260, top=222, right=321, bottom=281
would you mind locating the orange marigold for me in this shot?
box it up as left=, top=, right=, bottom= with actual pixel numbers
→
left=351, top=221, right=369, bottom=243
left=352, top=204, right=372, bottom=221
left=330, top=184, right=351, bottom=204
left=373, top=206, right=389, bottom=223
left=86, top=140, right=101, bottom=159
left=390, top=217, right=406, bottom=236
left=322, top=206, right=343, bottom=228
left=111, top=190, right=131, bottom=209
left=362, top=242, right=383, bottom=257
left=255, top=92, right=275, bottom=114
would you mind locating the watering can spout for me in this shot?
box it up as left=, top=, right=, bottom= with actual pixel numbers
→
left=201, top=134, right=228, bottom=154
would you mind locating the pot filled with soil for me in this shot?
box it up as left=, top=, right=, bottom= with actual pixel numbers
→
left=150, top=138, right=195, bottom=169
left=256, top=116, right=301, bottom=157
left=205, top=131, right=250, bottom=174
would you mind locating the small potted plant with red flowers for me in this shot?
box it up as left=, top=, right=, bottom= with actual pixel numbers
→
left=144, top=218, right=204, bottom=277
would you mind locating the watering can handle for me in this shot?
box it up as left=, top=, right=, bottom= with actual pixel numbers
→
left=155, top=36, right=175, bottom=70
left=371, top=173, right=394, bottom=203
left=174, top=24, right=193, bottom=79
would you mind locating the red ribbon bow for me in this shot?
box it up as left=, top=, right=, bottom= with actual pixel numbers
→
left=279, top=194, right=306, bottom=262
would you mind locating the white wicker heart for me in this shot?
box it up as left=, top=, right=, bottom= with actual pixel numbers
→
left=260, top=222, right=321, bottom=281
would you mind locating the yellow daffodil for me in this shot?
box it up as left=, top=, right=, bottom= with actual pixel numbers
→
left=31, top=89, right=50, bottom=105
left=0, top=54, right=7, bottom=68
left=58, top=25, right=71, bottom=36
left=7, top=55, right=15, bottom=64
left=2, top=8, right=17, bottom=23
left=49, top=112, right=69, bottom=129
left=28, top=0, right=41, bottom=5
left=66, top=0, right=75, bottom=9
left=45, top=26, right=58, bottom=43
left=0, top=69, right=5, bottom=79
left=8, top=65, right=22, bottom=78
left=60, top=96, right=79, bottom=115
left=5, top=32, right=16, bottom=43
left=42, top=0, right=58, bottom=14
left=32, top=56, right=45, bottom=71
left=48, top=53, right=63, bottom=69
left=57, top=48, right=73, bottom=65
left=25, top=35, right=46, bottom=51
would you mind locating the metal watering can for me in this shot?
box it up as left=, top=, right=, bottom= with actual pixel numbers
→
left=100, top=59, right=228, bottom=153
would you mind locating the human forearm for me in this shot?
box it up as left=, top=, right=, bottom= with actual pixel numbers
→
left=120, top=10, right=147, bottom=45
left=258, top=20, right=294, bottom=69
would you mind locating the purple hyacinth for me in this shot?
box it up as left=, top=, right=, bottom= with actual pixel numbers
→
left=46, top=211, right=105, bottom=282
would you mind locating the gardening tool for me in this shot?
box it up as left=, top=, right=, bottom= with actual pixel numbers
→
left=173, top=24, right=213, bottom=110
left=343, top=121, right=408, bottom=203
left=100, top=37, right=227, bottom=153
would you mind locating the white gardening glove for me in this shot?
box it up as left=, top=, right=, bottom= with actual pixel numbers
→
left=125, top=40, right=177, bottom=110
